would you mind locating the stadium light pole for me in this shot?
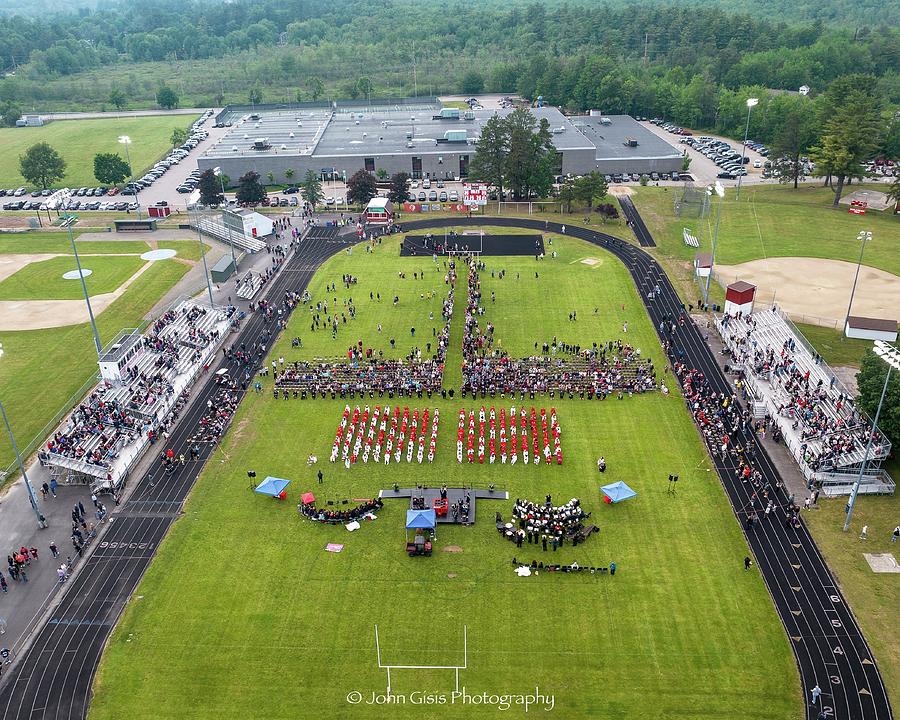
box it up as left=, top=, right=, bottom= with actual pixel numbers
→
left=843, top=230, right=872, bottom=333
left=843, top=340, right=899, bottom=532
left=64, top=214, right=102, bottom=357
left=735, top=97, right=758, bottom=201
left=703, top=182, right=726, bottom=307
left=118, top=135, right=142, bottom=220
left=196, top=222, right=216, bottom=308
left=214, top=167, right=238, bottom=270
left=0, top=382, right=47, bottom=528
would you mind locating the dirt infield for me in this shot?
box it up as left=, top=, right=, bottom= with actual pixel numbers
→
left=716, top=256, right=900, bottom=324
left=0, top=261, right=153, bottom=331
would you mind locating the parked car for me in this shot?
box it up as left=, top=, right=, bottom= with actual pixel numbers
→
left=428, top=190, right=438, bottom=201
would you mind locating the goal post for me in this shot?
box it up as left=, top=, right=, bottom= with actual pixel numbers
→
left=374, top=624, right=468, bottom=694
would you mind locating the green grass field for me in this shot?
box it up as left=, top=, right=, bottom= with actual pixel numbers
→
left=633, top=184, right=900, bottom=277
left=0, top=255, right=146, bottom=300
left=0, top=233, right=151, bottom=255
left=0, top=259, right=189, bottom=473
left=0, top=114, right=197, bottom=189
left=90, top=234, right=799, bottom=720
left=805, top=497, right=900, bottom=703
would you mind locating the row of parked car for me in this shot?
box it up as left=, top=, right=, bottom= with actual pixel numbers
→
left=649, top=118, right=693, bottom=136
left=409, top=190, right=459, bottom=203
left=2, top=193, right=138, bottom=212
left=128, top=109, right=214, bottom=196
left=681, top=136, right=749, bottom=179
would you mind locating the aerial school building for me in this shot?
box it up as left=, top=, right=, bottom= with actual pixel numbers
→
left=198, top=98, right=683, bottom=184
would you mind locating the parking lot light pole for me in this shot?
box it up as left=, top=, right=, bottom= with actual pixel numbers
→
left=735, top=97, right=758, bottom=200
left=214, top=167, right=237, bottom=269
left=118, top=135, right=142, bottom=220
left=843, top=340, right=899, bottom=532
left=704, top=182, right=725, bottom=307
left=843, top=230, right=872, bottom=332
left=64, top=214, right=102, bottom=356
left=0, top=397, right=47, bottom=529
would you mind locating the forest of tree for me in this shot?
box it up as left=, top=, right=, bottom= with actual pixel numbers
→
left=0, top=0, right=897, bottom=131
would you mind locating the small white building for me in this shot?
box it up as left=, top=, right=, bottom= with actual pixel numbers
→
left=724, top=281, right=756, bottom=316
left=693, top=252, right=712, bottom=279
left=845, top=316, right=898, bottom=342
left=98, top=331, right=144, bottom=383
left=799, top=85, right=811, bottom=96
left=223, top=208, right=274, bottom=240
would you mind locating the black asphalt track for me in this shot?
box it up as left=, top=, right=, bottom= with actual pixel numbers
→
left=0, top=216, right=890, bottom=720
left=617, top=195, right=656, bottom=247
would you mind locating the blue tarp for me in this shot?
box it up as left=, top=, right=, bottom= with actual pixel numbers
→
left=255, top=476, right=290, bottom=497
left=406, top=508, right=436, bottom=529
left=601, top=481, right=637, bottom=504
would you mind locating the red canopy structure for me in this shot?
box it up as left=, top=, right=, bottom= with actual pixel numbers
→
left=301, top=492, right=316, bottom=505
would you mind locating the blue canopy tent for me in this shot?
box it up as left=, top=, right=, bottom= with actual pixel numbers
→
left=601, top=481, right=637, bottom=504
left=255, top=476, right=290, bottom=499
left=406, top=508, right=436, bottom=540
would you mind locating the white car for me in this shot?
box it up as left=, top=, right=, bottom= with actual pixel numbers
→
left=335, top=197, right=344, bottom=206
left=753, top=160, right=762, bottom=168
left=410, top=180, right=419, bottom=189
left=449, top=191, right=459, bottom=201
left=325, top=196, right=334, bottom=205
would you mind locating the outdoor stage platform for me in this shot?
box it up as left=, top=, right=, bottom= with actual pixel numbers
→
left=379, top=486, right=509, bottom=524
left=400, top=233, right=545, bottom=257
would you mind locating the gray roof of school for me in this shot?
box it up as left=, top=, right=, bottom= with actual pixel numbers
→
left=201, top=103, right=680, bottom=162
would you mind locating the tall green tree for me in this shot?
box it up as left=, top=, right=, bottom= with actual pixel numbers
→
left=346, top=169, right=377, bottom=205
left=557, top=178, right=576, bottom=213
left=573, top=171, right=609, bottom=209
left=249, top=85, right=263, bottom=105
left=301, top=168, right=323, bottom=211
left=469, top=114, right=509, bottom=198
left=770, top=96, right=817, bottom=189
left=461, top=71, right=485, bottom=95
left=388, top=172, right=410, bottom=206
left=198, top=169, right=224, bottom=206
left=0, top=101, right=22, bottom=128
left=306, top=76, right=324, bottom=101
left=156, top=85, right=179, bottom=109
left=504, top=108, right=555, bottom=200
left=19, top=142, right=66, bottom=189
left=856, top=349, right=900, bottom=450
left=93, top=152, right=130, bottom=186
left=810, top=90, right=882, bottom=206
left=235, top=171, right=266, bottom=206
left=108, top=88, right=127, bottom=110
left=356, top=76, right=373, bottom=99
left=171, top=127, right=187, bottom=148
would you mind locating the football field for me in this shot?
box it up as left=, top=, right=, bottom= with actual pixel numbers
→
left=89, top=233, right=799, bottom=719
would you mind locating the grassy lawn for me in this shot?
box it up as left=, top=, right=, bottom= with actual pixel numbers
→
left=793, top=323, right=874, bottom=368
left=805, top=496, right=900, bottom=703
left=156, top=239, right=211, bottom=262
left=0, top=232, right=151, bottom=255
left=0, top=260, right=189, bottom=473
left=0, top=255, right=146, bottom=300
left=631, top=184, right=900, bottom=310
left=0, top=114, right=198, bottom=189
left=90, top=236, right=799, bottom=720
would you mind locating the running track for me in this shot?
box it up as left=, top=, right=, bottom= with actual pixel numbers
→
left=0, top=217, right=890, bottom=720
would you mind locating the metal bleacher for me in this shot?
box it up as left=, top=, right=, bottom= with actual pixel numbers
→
left=38, top=299, right=232, bottom=493
left=235, top=271, right=264, bottom=300
left=193, top=215, right=266, bottom=253
left=716, top=307, right=894, bottom=496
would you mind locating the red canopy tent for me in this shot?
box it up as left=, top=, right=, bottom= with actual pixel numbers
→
left=300, top=492, right=316, bottom=505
